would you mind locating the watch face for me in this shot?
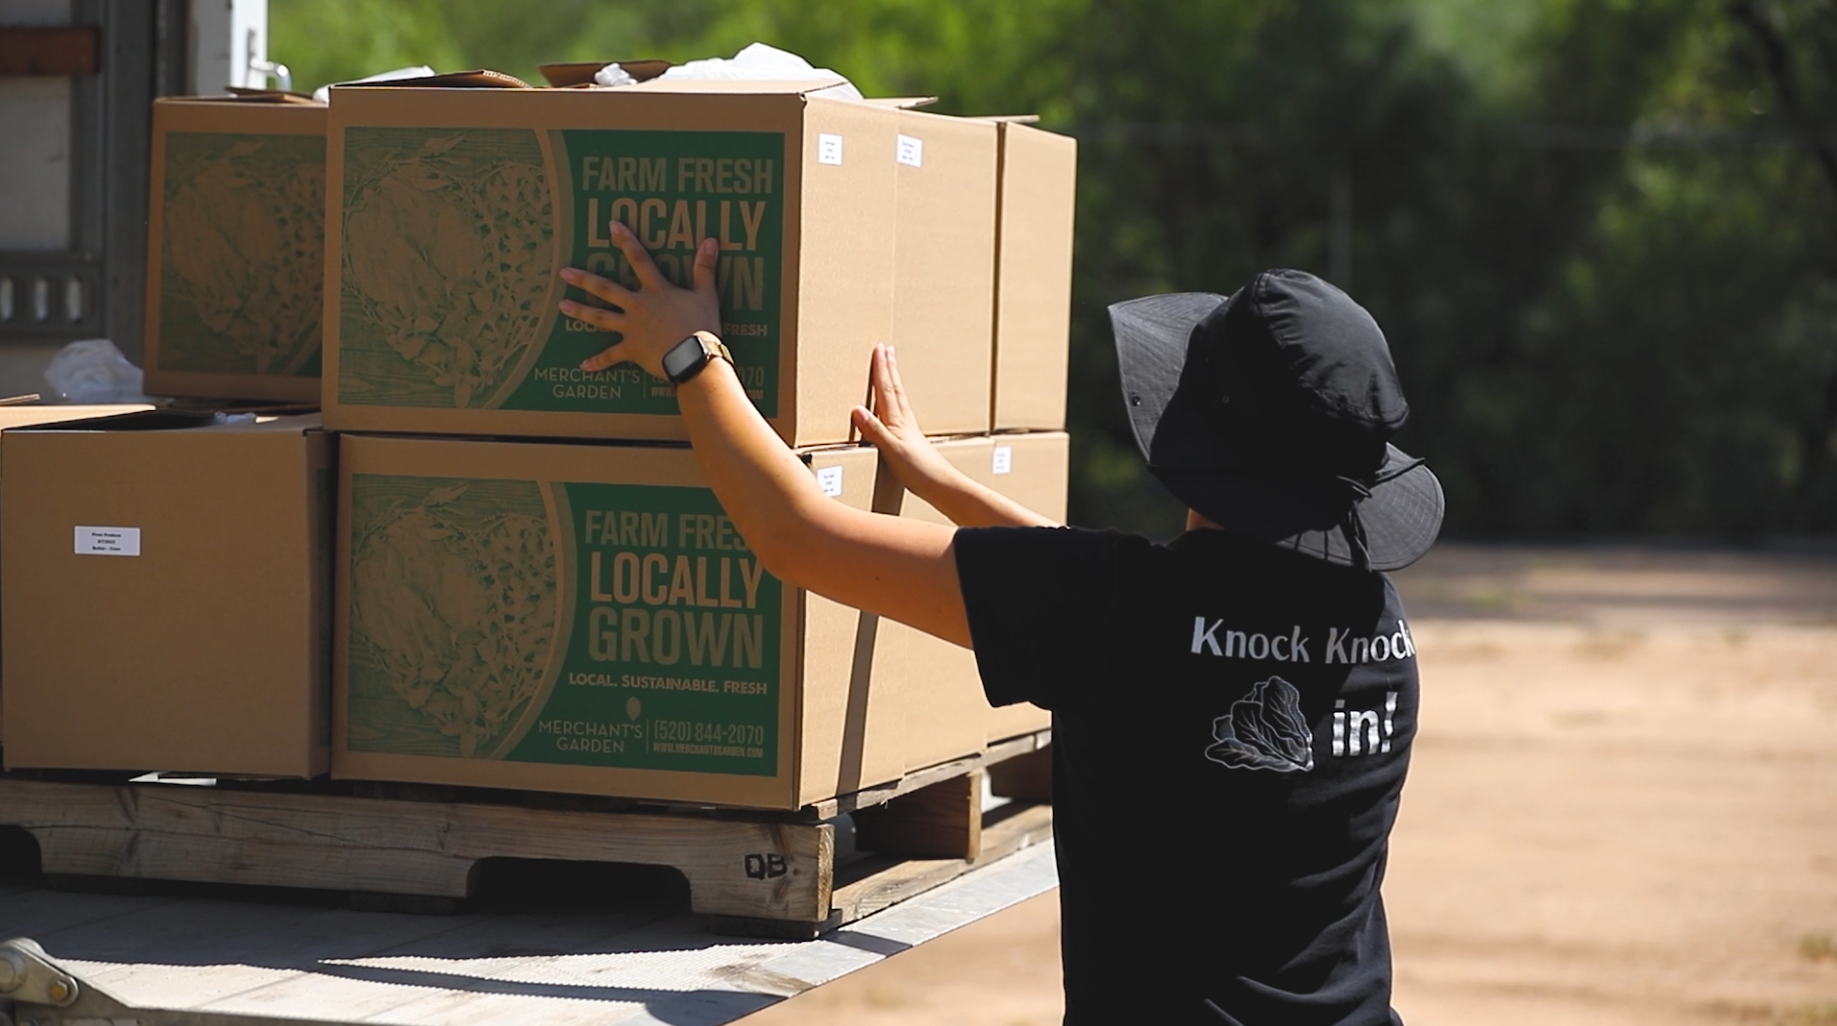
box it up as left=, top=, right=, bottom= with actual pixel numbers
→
left=662, top=336, right=705, bottom=382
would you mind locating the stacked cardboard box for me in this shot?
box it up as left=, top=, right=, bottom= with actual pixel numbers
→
left=334, top=435, right=909, bottom=807
left=314, top=76, right=1076, bottom=806
left=896, top=434, right=1069, bottom=768
left=3, top=71, right=1076, bottom=807
left=1, top=413, right=331, bottom=776
left=0, top=91, right=332, bottom=775
left=142, top=95, right=328, bottom=402
left=322, top=80, right=964, bottom=443
left=990, top=120, right=1078, bottom=431
left=0, top=405, right=154, bottom=747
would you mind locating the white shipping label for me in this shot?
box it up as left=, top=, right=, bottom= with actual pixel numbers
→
left=817, top=465, right=845, bottom=497
left=817, top=133, right=845, bottom=166
left=896, top=134, right=924, bottom=167
left=75, top=525, right=141, bottom=556
left=992, top=446, right=1014, bottom=475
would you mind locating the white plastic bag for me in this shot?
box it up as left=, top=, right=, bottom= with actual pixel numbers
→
left=44, top=338, right=151, bottom=403
left=592, top=63, right=637, bottom=88
left=653, top=42, right=863, bottom=100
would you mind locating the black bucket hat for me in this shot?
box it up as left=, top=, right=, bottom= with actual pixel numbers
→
left=1109, top=269, right=1443, bottom=571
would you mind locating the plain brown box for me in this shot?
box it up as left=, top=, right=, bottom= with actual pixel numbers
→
left=896, top=431, right=1067, bottom=769
left=333, top=433, right=906, bottom=810
left=991, top=122, right=1078, bottom=431
left=0, top=405, right=155, bottom=742
left=324, top=80, right=939, bottom=448
left=143, top=97, right=327, bottom=403
left=890, top=109, right=998, bottom=436
left=1, top=413, right=331, bottom=776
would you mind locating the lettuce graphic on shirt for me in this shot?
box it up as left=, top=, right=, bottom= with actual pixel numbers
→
left=1205, top=676, right=1315, bottom=772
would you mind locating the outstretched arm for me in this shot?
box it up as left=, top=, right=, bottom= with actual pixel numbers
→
left=850, top=345, right=1059, bottom=529
left=563, top=224, right=972, bottom=647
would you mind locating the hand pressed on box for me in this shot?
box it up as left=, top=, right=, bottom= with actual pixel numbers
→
left=560, top=221, right=721, bottom=379
left=852, top=344, right=970, bottom=503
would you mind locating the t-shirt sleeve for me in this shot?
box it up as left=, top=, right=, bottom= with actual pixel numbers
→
left=952, top=526, right=1145, bottom=710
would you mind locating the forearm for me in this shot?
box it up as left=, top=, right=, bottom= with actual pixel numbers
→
left=558, top=230, right=970, bottom=645
left=670, top=362, right=1051, bottom=532
left=672, top=359, right=828, bottom=566
left=673, top=360, right=972, bottom=645
left=917, top=473, right=1058, bottom=528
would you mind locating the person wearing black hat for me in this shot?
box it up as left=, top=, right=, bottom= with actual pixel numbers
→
left=563, top=227, right=1440, bottom=1025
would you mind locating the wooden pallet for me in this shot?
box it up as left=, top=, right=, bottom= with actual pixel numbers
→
left=0, top=733, right=1052, bottom=938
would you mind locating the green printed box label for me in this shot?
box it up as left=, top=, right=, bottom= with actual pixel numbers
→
left=160, top=132, right=325, bottom=378
left=346, top=474, right=782, bottom=777
left=338, top=128, right=785, bottom=416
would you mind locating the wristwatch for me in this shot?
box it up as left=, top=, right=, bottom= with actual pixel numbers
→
left=661, top=332, right=733, bottom=386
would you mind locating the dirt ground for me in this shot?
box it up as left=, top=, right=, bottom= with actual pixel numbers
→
left=746, top=543, right=1837, bottom=1026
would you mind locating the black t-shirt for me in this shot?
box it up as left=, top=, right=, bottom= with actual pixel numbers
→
left=954, top=526, right=1416, bottom=1026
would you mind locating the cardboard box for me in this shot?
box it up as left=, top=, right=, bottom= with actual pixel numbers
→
left=1, top=413, right=332, bottom=776
left=325, top=80, right=952, bottom=447
left=333, top=433, right=907, bottom=809
left=143, top=97, right=327, bottom=402
left=897, top=431, right=1068, bottom=767
left=890, top=109, right=998, bottom=435
left=978, top=432, right=1068, bottom=742
left=895, top=436, right=1000, bottom=769
left=0, top=405, right=156, bottom=742
left=990, top=122, right=1077, bottom=431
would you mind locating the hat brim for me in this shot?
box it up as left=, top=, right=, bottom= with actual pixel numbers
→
left=1109, top=292, right=1228, bottom=462
left=1152, top=444, right=1444, bottom=571
left=1111, top=293, right=1445, bottom=571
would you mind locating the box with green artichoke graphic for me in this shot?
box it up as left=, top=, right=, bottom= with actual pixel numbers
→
left=323, top=83, right=910, bottom=446
left=334, top=433, right=908, bottom=809
left=143, top=97, right=327, bottom=402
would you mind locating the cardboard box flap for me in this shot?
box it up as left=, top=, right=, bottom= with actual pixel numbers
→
left=623, top=76, right=849, bottom=96
left=866, top=96, right=940, bottom=109
left=353, top=69, right=532, bottom=90
left=5, top=409, right=194, bottom=433
left=978, top=113, right=1043, bottom=124
left=796, top=442, right=873, bottom=459
left=222, top=86, right=323, bottom=105
left=0, top=405, right=154, bottom=431
left=154, top=93, right=325, bottom=108
left=539, top=59, right=672, bottom=87
left=11, top=410, right=322, bottom=436
left=9, top=410, right=213, bottom=434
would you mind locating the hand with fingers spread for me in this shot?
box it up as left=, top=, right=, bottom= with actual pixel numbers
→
left=851, top=343, right=972, bottom=504
left=560, top=221, right=722, bottom=379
